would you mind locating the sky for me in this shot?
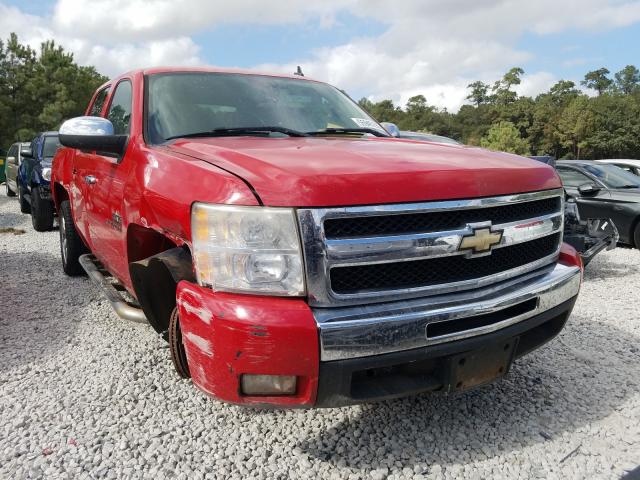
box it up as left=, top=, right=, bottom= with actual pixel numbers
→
left=1, top=0, right=639, bottom=111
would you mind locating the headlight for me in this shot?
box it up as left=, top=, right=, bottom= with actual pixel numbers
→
left=42, top=167, right=52, bottom=181
left=192, top=204, right=305, bottom=296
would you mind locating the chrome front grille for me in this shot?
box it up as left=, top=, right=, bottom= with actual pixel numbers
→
left=297, top=189, right=564, bottom=307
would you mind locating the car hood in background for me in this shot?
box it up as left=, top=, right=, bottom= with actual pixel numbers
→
left=166, top=137, right=561, bottom=207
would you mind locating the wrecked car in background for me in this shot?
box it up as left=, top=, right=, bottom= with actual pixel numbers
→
left=530, top=155, right=618, bottom=265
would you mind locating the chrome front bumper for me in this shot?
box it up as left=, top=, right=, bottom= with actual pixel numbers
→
left=313, top=262, right=581, bottom=361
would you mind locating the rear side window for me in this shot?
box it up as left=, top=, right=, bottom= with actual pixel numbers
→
left=43, top=136, right=62, bottom=159
left=89, top=87, right=111, bottom=116
left=557, top=168, right=593, bottom=187
left=107, top=80, right=132, bottom=135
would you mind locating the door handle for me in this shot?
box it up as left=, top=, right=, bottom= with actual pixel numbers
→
left=84, top=175, right=97, bottom=185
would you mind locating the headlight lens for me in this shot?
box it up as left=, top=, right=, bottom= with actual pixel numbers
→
left=42, top=167, right=52, bottom=181
left=192, top=204, right=305, bottom=296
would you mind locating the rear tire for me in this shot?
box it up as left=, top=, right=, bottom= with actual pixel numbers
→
left=59, top=200, right=87, bottom=276
left=31, top=187, right=54, bottom=231
left=169, top=307, right=191, bottom=379
left=6, top=182, right=16, bottom=197
left=18, top=182, right=30, bottom=214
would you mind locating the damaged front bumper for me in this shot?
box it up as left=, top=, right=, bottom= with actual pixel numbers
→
left=176, top=259, right=581, bottom=408
left=563, top=200, right=618, bottom=266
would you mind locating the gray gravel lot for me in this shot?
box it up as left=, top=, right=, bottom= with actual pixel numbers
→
left=0, top=193, right=639, bottom=480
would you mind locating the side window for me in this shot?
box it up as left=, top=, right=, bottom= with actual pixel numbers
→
left=7, top=145, right=17, bottom=159
left=89, top=87, right=111, bottom=116
left=107, top=80, right=132, bottom=135
left=557, top=168, right=593, bottom=188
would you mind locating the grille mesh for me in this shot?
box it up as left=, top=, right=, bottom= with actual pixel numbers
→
left=324, top=196, right=561, bottom=239
left=330, top=233, right=561, bottom=294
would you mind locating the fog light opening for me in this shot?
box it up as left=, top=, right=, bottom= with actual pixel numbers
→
left=240, top=374, right=297, bottom=396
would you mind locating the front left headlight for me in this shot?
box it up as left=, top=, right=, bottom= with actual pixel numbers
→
left=42, top=167, right=52, bottom=181
left=192, top=203, right=305, bottom=296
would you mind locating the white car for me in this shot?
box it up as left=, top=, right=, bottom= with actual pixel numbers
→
left=596, top=159, right=640, bottom=177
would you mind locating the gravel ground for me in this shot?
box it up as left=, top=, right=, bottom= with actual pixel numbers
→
left=0, top=193, right=639, bottom=480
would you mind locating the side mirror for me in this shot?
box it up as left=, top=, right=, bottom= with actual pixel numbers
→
left=21, top=146, right=33, bottom=158
left=577, top=182, right=601, bottom=196
left=380, top=122, right=400, bottom=138
left=59, top=116, right=128, bottom=156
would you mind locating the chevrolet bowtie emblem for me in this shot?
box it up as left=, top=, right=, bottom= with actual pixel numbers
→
left=459, top=227, right=503, bottom=255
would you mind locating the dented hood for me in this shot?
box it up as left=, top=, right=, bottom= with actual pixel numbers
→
left=166, top=136, right=561, bottom=207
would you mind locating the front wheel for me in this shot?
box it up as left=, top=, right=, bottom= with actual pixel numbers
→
left=59, top=200, right=87, bottom=276
left=169, top=307, right=191, bottom=379
left=17, top=182, right=30, bottom=214
left=31, top=187, right=54, bottom=231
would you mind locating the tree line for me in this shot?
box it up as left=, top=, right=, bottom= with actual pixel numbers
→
left=0, top=33, right=107, bottom=152
left=0, top=33, right=638, bottom=160
left=358, top=65, right=640, bottom=159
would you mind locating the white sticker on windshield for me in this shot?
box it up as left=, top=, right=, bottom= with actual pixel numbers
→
left=351, top=117, right=385, bottom=132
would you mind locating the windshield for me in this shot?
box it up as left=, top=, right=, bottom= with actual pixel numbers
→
left=146, top=73, right=384, bottom=144
left=42, top=135, right=61, bottom=159
left=581, top=163, right=640, bottom=189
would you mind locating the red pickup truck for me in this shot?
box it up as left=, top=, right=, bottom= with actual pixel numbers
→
left=51, top=67, right=583, bottom=408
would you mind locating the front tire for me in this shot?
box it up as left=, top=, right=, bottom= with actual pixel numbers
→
left=6, top=182, right=16, bottom=197
left=17, top=182, right=30, bottom=214
left=169, top=307, right=191, bottom=379
left=59, top=200, right=87, bottom=276
left=31, top=187, right=54, bottom=231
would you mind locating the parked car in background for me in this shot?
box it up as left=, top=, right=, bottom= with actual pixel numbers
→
left=4, top=142, right=31, bottom=197
left=563, top=194, right=618, bottom=265
left=380, top=122, right=461, bottom=145
left=17, top=131, right=61, bottom=231
left=596, top=159, right=640, bottom=177
left=556, top=160, right=640, bottom=248
left=528, top=156, right=618, bottom=264
left=51, top=67, right=582, bottom=408
left=398, top=131, right=461, bottom=145
left=0, top=156, right=5, bottom=184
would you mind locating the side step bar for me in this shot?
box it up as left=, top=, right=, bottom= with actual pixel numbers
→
left=79, top=254, right=148, bottom=324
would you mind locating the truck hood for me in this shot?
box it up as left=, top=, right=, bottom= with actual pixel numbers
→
left=166, top=137, right=561, bottom=207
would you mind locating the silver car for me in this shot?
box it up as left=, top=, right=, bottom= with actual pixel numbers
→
left=596, top=159, right=640, bottom=177
left=4, top=142, right=31, bottom=197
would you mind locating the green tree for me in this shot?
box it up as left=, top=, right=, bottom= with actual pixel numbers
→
left=466, top=81, right=490, bottom=106
left=480, top=121, right=530, bottom=155
left=614, top=65, right=640, bottom=95
left=492, top=67, right=524, bottom=104
left=557, top=96, right=596, bottom=159
left=0, top=33, right=106, bottom=152
left=581, top=68, right=613, bottom=96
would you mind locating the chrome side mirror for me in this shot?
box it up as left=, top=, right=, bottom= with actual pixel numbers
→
left=59, top=116, right=127, bottom=156
left=380, top=122, right=400, bottom=138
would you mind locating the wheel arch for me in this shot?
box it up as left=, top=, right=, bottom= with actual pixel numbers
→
left=127, top=224, right=195, bottom=335
left=631, top=215, right=640, bottom=248
left=52, top=182, right=69, bottom=211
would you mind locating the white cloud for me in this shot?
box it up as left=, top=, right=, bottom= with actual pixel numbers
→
left=1, top=0, right=639, bottom=110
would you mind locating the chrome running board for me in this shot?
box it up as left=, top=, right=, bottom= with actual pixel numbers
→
left=79, top=254, right=147, bottom=324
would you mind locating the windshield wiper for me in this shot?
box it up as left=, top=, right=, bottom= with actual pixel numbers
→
left=166, top=126, right=309, bottom=141
left=617, top=184, right=640, bottom=189
left=306, top=127, right=390, bottom=138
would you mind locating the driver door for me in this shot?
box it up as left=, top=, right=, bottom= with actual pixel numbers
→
left=83, top=79, right=134, bottom=284
left=556, top=166, right=613, bottom=220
